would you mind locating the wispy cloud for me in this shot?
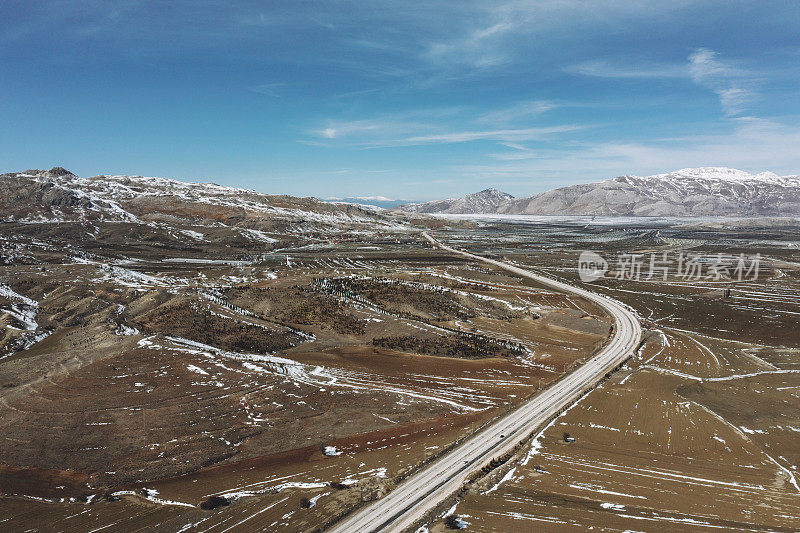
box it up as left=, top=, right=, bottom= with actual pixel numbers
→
left=413, top=0, right=706, bottom=79
left=688, top=48, right=754, bottom=116
left=567, top=48, right=757, bottom=117
left=564, top=59, right=688, bottom=79
left=488, top=143, right=538, bottom=161
left=309, top=106, right=581, bottom=148
left=476, top=101, right=556, bottom=124
left=315, top=120, right=394, bottom=140
left=425, top=20, right=516, bottom=69
left=397, top=125, right=583, bottom=146
left=248, top=83, right=285, bottom=97
left=454, top=118, right=800, bottom=186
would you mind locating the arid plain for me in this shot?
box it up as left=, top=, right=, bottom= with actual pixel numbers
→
left=1, top=172, right=798, bottom=532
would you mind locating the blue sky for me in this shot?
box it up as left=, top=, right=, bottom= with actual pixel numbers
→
left=1, top=1, right=798, bottom=200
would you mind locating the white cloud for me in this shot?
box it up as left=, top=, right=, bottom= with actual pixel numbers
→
left=425, top=20, right=516, bottom=69
left=388, top=125, right=584, bottom=146
left=688, top=48, right=740, bottom=78
left=488, top=142, right=541, bottom=160
left=314, top=120, right=391, bottom=140
left=567, top=49, right=757, bottom=116
left=310, top=105, right=575, bottom=147
left=688, top=48, right=754, bottom=116
left=564, top=59, right=688, bottom=79
left=249, top=83, right=284, bottom=97
left=418, top=0, right=700, bottom=75
left=454, top=118, right=800, bottom=186
left=717, top=87, right=751, bottom=115
left=477, top=101, right=556, bottom=124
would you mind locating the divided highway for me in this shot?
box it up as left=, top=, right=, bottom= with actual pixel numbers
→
left=326, top=233, right=642, bottom=533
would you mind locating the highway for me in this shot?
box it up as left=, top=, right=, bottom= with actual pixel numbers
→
left=326, top=233, right=642, bottom=533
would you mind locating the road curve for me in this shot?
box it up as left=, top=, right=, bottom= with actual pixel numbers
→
left=326, top=233, right=642, bottom=533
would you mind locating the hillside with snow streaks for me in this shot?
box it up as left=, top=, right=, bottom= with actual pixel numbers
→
left=396, top=168, right=800, bottom=217
left=142, top=336, right=491, bottom=413
left=398, top=188, right=513, bottom=214
left=0, top=167, right=401, bottom=232
left=500, top=167, right=800, bottom=216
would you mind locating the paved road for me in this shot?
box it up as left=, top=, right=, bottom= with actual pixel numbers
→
left=326, top=233, right=642, bottom=533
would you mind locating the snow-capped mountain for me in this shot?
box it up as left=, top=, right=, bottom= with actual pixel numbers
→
left=394, top=168, right=800, bottom=217
left=397, top=188, right=514, bottom=214
left=324, top=196, right=409, bottom=209
left=498, top=167, right=800, bottom=216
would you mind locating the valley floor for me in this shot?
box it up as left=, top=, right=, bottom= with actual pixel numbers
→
left=2, top=216, right=799, bottom=532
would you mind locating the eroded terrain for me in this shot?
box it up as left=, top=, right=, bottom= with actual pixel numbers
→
left=0, top=210, right=608, bottom=531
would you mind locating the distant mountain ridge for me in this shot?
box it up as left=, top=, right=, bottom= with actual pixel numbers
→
left=397, top=188, right=514, bottom=214
left=396, top=168, right=800, bottom=217
left=325, top=196, right=409, bottom=209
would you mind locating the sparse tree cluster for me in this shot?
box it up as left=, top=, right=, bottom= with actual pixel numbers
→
left=313, top=276, right=474, bottom=322
left=227, top=285, right=367, bottom=336
left=136, top=300, right=300, bottom=353
left=372, top=330, right=526, bottom=359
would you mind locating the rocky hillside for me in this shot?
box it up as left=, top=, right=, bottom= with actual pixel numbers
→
left=397, top=188, right=513, bottom=214
left=0, top=167, right=398, bottom=232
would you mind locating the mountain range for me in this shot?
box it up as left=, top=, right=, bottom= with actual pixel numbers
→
left=396, top=168, right=800, bottom=217
left=6, top=167, right=800, bottom=224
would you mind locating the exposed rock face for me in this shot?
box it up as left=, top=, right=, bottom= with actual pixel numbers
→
left=0, top=171, right=93, bottom=220
left=397, top=188, right=513, bottom=214
left=44, top=167, right=75, bottom=178
left=38, top=181, right=93, bottom=209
